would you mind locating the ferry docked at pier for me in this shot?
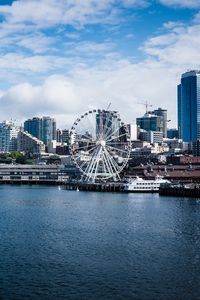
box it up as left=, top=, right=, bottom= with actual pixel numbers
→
left=122, top=176, right=170, bottom=193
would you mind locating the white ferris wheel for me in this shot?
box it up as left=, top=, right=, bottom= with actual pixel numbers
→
left=69, top=109, right=131, bottom=182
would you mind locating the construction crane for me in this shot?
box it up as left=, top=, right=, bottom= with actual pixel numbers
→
left=106, top=102, right=111, bottom=110
left=137, top=101, right=153, bottom=113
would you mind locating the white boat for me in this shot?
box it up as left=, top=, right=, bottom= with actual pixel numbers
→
left=122, top=176, right=170, bottom=193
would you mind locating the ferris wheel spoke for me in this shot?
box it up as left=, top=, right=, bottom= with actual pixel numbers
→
left=79, top=159, right=90, bottom=170
left=102, top=150, right=115, bottom=178
left=72, top=152, right=98, bottom=174
left=105, top=132, right=128, bottom=143
left=106, top=141, right=129, bottom=145
left=84, top=115, right=97, bottom=139
left=101, top=149, right=111, bottom=177
left=96, top=112, right=112, bottom=140
left=102, top=114, right=113, bottom=138
left=101, top=151, right=108, bottom=176
left=84, top=150, right=97, bottom=175
left=90, top=146, right=102, bottom=181
left=87, top=150, right=99, bottom=181
left=103, top=148, right=116, bottom=174
left=72, top=144, right=98, bottom=159
left=104, top=125, right=121, bottom=141
left=104, top=148, right=121, bottom=180
left=105, top=146, right=121, bottom=169
left=105, top=149, right=120, bottom=180
left=106, top=148, right=121, bottom=172
left=106, top=144, right=128, bottom=154
left=78, top=147, right=98, bottom=169
left=104, top=153, right=115, bottom=178
left=74, top=138, right=96, bottom=144
left=84, top=146, right=100, bottom=180
left=75, top=143, right=97, bottom=151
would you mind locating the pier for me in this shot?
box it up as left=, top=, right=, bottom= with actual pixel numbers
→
left=159, top=183, right=200, bottom=198
left=65, top=181, right=123, bottom=192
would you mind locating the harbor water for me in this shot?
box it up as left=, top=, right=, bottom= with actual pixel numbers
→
left=0, top=185, right=200, bottom=299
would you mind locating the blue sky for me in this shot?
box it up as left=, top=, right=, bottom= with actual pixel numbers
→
left=0, top=0, right=200, bottom=127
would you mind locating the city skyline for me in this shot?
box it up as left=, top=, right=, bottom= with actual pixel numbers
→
left=0, top=1, right=200, bottom=127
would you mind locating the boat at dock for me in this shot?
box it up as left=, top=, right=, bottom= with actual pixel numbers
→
left=122, top=176, right=170, bottom=193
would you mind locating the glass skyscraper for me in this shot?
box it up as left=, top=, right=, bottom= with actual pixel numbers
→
left=136, top=112, right=164, bottom=134
left=178, top=70, right=200, bottom=142
left=96, top=110, right=120, bottom=139
left=153, top=108, right=167, bottom=138
left=24, top=116, right=56, bottom=146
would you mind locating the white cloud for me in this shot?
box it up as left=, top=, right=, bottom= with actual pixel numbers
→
left=0, top=76, right=82, bottom=126
left=17, top=34, right=56, bottom=53
left=0, top=60, right=178, bottom=128
left=0, top=0, right=149, bottom=29
left=143, top=23, right=200, bottom=68
left=0, top=53, right=55, bottom=72
left=158, top=0, right=200, bottom=9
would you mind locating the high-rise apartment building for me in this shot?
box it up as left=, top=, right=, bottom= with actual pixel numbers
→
left=24, top=116, right=56, bottom=146
left=18, top=130, right=45, bottom=153
left=0, top=121, right=19, bottom=152
left=24, top=117, right=42, bottom=140
left=62, top=129, right=71, bottom=143
left=56, top=129, right=62, bottom=143
left=178, top=70, right=200, bottom=142
left=42, top=116, right=56, bottom=146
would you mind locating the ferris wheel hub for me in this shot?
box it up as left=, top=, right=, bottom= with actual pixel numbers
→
left=96, top=139, right=106, bottom=147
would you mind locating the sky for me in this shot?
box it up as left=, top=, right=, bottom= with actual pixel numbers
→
left=0, top=0, right=200, bottom=128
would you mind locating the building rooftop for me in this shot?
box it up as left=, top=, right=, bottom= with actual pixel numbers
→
left=182, top=70, right=200, bottom=78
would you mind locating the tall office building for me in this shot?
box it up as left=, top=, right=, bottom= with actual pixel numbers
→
left=136, top=112, right=164, bottom=134
left=153, top=108, right=167, bottom=138
left=24, top=116, right=56, bottom=146
left=136, top=107, right=167, bottom=138
left=178, top=70, right=200, bottom=142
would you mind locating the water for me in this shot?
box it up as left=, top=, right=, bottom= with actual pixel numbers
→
left=0, top=185, right=200, bottom=299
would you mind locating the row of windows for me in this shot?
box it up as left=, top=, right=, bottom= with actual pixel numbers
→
left=0, top=175, right=63, bottom=180
left=0, top=171, right=59, bottom=175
